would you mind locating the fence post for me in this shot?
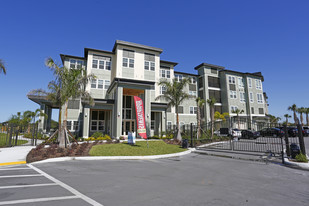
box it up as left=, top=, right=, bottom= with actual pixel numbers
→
left=297, top=124, right=306, bottom=155
left=5, top=126, right=9, bottom=146
left=31, top=124, right=35, bottom=146
left=280, top=136, right=285, bottom=164
left=8, top=126, right=13, bottom=147
left=15, top=128, right=19, bottom=146
left=284, top=125, right=290, bottom=157
left=35, top=123, right=38, bottom=146
left=190, top=123, right=193, bottom=148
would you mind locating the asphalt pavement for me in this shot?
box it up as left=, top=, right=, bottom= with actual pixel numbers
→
left=18, top=154, right=309, bottom=206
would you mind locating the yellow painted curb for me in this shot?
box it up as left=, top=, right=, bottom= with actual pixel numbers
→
left=0, top=161, right=26, bottom=166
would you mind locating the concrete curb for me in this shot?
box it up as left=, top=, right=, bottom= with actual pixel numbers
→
left=283, top=157, right=309, bottom=171
left=30, top=148, right=195, bottom=165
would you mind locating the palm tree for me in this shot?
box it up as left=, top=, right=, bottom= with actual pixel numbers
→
left=232, top=108, right=244, bottom=129
left=305, top=108, right=309, bottom=126
left=288, top=104, right=299, bottom=125
left=297, top=107, right=305, bottom=126
left=0, top=59, right=6, bottom=75
left=196, top=97, right=205, bottom=139
left=45, top=57, right=94, bottom=147
left=207, top=97, right=216, bottom=138
left=284, top=114, right=291, bottom=126
left=156, top=78, right=191, bottom=141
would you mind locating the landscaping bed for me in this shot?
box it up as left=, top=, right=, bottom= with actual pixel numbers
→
left=26, top=140, right=186, bottom=163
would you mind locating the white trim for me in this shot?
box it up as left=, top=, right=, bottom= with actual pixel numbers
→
left=214, top=103, right=222, bottom=106
left=208, top=87, right=221, bottom=91
left=0, top=196, right=79, bottom=205
left=0, top=174, right=42, bottom=178
left=0, top=183, right=57, bottom=190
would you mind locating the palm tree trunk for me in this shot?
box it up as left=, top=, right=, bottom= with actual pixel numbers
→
left=211, top=107, right=214, bottom=138
left=197, top=106, right=200, bottom=139
left=59, top=100, right=69, bottom=148
left=176, top=111, right=182, bottom=141
left=237, top=115, right=240, bottom=129
left=294, top=111, right=298, bottom=125
left=306, top=113, right=309, bottom=126
left=300, top=113, right=304, bottom=126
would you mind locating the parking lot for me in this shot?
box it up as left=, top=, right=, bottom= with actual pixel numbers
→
left=1, top=154, right=308, bottom=206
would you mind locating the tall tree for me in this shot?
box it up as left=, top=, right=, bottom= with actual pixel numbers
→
left=207, top=97, right=216, bottom=138
left=232, top=108, right=244, bottom=129
left=196, top=97, right=205, bottom=139
left=288, top=104, right=299, bottom=125
left=0, top=59, right=6, bottom=75
left=297, top=107, right=305, bottom=126
left=305, top=108, right=309, bottom=126
left=284, top=114, right=291, bottom=126
left=156, top=78, right=191, bottom=141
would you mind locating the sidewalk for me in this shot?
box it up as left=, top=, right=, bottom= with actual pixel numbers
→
left=0, top=146, right=35, bottom=166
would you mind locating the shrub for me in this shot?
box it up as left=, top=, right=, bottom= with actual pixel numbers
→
left=295, top=153, right=308, bottom=163
left=119, top=136, right=125, bottom=140
left=149, top=135, right=159, bottom=139
left=91, top=132, right=103, bottom=139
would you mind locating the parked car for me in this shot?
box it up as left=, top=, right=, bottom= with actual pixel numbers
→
left=302, top=127, right=309, bottom=137
left=240, top=130, right=260, bottom=139
left=287, top=127, right=298, bottom=137
left=259, top=128, right=284, bottom=137
left=231, top=129, right=242, bottom=138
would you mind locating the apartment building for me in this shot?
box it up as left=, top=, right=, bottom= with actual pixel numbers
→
left=28, top=40, right=268, bottom=138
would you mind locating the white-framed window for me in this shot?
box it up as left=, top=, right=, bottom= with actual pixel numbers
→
left=189, top=91, right=197, bottom=96
left=160, top=69, right=170, bottom=78
left=240, top=92, right=246, bottom=102
left=257, top=93, right=263, bottom=103
left=249, top=92, right=254, bottom=102
left=229, top=76, right=236, bottom=84
left=92, top=55, right=111, bottom=70
left=144, top=53, right=155, bottom=71
left=167, top=121, right=172, bottom=130
left=248, top=78, right=252, bottom=88
left=67, top=120, right=79, bottom=131
left=238, top=77, right=244, bottom=88
left=70, top=59, right=84, bottom=69
left=256, top=79, right=262, bottom=90
left=90, top=110, right=105, bottom=132
left=229, top=91, right=237, bottom=99
left=91, top=79, right=110, bottom=90
left=123, top=49, right=134, bottom=68
left=160, top=86, right=166, bottom=94
left=190, top=77, right=196, bottom=84
left=175, top=74, right=183, bottom=82
left=151, top=112, right=155, bottom=130
left=190, top=106, right=197, bottom=114
left=231, top=106, right=238, bottom=112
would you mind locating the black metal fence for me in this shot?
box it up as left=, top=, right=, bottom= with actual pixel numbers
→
left=0, top=123, right=45, bottom=147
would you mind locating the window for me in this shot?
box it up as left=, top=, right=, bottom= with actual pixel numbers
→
left=67, top=121, right=79, bottom=131
left=248, top=78, right=252, bottom=88
left=167, top=121, right=172, bottom=130
left=190, top=106, right=197, bottom=114
left=178, top=106, right=183, bottom=114
left=251, top=107, right=254, bottom=114
left=160, top=69, right=170, bottom=78
left=198, top=77, right=203, bottom=88
left=104, top=80, right=110, bottom=90
left=229, top=91, right=237, bottom=99
left=249, top=92, right=253, bottom=102
left=259, top=108, right=264, bottom=114
left=256, top=79, right=262, bottom=90
left=211, top=68, right=217, bottom=74
left=190, top=77, right=196, bottom=84
left=91, top=110, right=105, bottom=132
left=240, top=92, right=245, bottom=102
left=144, top=53, right=155, bottom=71
left=98, top=80, right=104, bottom=89
left=123, top=96, right=133, bottom=120
left=151, top=112, right=155, bottom=130
left=70, top=59, right=83, bottom=69
left=229, top=76, right=236, bottom=84
left=92, top=55, right=111, bottom=70
left=175, top=74, right=183, bottom=82
left=91, top=79, right=97, bottom=89
left=231, top=106, right=238, bottom=112
left=238, top=77, right=244, bottom=88
left=67, top=121, right=72, bottom=131
left=189, top=90, right=197, bottom=96
left=91, top=79, right=109, bottom=90
left=160, top=86, right=166, bottom=94
left=208, top=76, right=220, bottom=88
left=209, top=90, right=221, bottom=103
left=257, top=93, right=263, bottom=103
left=123, top=49, right=135, bottom=68
left=189, top=84, right=197, bottom=96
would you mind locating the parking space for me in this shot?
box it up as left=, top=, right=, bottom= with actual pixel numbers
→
left=0, top=164, right=102, bottom=206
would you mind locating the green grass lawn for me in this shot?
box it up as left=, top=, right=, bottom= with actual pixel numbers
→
left=89, top=141, right=186, bottom=156
left=0, top=133, right=28, bottom=147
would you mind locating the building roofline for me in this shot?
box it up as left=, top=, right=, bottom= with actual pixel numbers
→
left=60, top=54, right=85, bottom=65
left=112, top=40, right=163, bottom=53
left=160, top=60, right=178, bottom=66
left=221, top=69, right=264, bottom=81
left=174, top=70, right=198, bottom=77
left=194, top=62, right=225, bottom=70
left=84, top=48, right=114, bottom=58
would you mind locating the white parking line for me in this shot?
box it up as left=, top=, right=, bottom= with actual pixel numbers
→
left=28, top=164, right=103, bottom=206
left=0, top=183, right=57, bottom=189
left=0, top=196, right=79, bottom=205
left=0, top=168, right=31, bottom=171
left=0, top=174, right=42, bottom=178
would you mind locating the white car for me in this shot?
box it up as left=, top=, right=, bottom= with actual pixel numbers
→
left=231, top=129, right=242, bottom=138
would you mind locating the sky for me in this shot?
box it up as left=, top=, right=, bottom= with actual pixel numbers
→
left=0, top=0, right=308, bottom=122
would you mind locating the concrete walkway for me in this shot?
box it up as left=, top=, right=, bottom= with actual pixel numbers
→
left=0, top=146, right=35, bottom=166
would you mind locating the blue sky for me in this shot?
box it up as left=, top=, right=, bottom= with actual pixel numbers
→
left=0, top=0, right=308, bottom=122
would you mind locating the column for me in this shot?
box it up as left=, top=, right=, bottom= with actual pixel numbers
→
left=114, top=87, right=123, bottom=137
left=38, top=104, right=45, bottom=132
left=83, top=107, right=90, bottom=138
left=144, top=89, right=151, bottom=137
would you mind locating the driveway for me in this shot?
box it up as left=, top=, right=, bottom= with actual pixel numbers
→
left=1, top=154, right=305, bottom=206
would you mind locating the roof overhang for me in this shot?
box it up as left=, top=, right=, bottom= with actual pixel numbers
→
left=194, top=62, right=225, bottom=70
left=27, top=95, right=60, bottom=108
left=112, top=40, right=163, bottom=53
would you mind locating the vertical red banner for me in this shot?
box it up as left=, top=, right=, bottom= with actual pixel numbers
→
left=133, top=96, right=147, bottom=139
